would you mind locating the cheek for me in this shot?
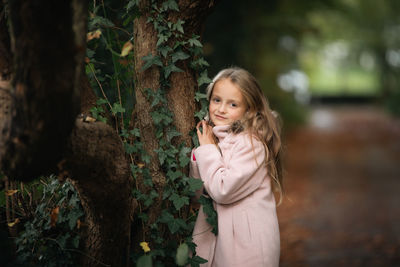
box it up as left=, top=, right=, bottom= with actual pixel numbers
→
left=209, top=103, right=216, bottom=113
left=233, top=109, right=246, bottom=120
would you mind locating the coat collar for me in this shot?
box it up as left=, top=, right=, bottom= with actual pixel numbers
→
left=212, top=125, right=231, bottom=142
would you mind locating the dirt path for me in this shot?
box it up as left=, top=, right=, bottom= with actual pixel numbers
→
left=278, top=105, right=400, bottom=267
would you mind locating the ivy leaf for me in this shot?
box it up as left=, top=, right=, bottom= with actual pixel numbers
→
left=167, top=170, right=183, bottom=182
left=187, top=178, right=203, bottom=192
left=191, top=58, right=209, bottom=69
left=188, top=255, right=208, bottom=266
left=173, top=19, right=185, bottom=33
left=141, top=53, right=163, bottom=71
left=130, top=128, right=140, bottom=137
left=137, top=255, right=153, bottom=267
left=111, top=103, right=125, bottom=114
left=154, top=147, right=167, bottom=165
left=126, top=0, right=140, bottom=11
left=72, top=236, right=80, bottom=249
left=96, top=98, right=108, bottom=105
left=164, top=63, right=183, bottom=79
left=198, top=70, right=212, bottom=87
left=167, top=129, right=182, bottom=141
left=162, top=0, right=179, bottom=11
left=194, top=92, right=208, bottom=101
left=188, top=36, right=203, bottom=47
left=179, top=146, right=192, bottom=167
left=170, top=193, right=189, bottom=210
left=144, top=190, right=158, bottom=207
left=172, top=51, right=190, bottom=63
left=198, top=195, right=218, bottom=235
left=157, top=34, right=169, bottom=47
left=159, top=46, right=173, bottom=58
left=68, top=209, right=83, bottom=230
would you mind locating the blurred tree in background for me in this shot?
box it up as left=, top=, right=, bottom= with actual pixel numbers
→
left=203, top=0, right=400, bottom=125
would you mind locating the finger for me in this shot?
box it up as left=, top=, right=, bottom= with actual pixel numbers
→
left=202, top=120, right=208, bottom=132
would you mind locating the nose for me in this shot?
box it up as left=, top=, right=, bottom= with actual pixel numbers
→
left=218, top=103, right=227, bottom=113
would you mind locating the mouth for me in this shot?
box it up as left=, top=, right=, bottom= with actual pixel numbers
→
left=214, top=114, right=226, bottom=120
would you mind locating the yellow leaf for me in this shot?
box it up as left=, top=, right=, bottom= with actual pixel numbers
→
left=5, top=189, right=18, bottom=196
left=120, top=41, right=133, bottom=57
left=50, top=206, right=60, bottom=227
left=84, top=116, right=96, bottom=123
left=137, top=163, right=145, bottom=169
left=7, top=218, right=20, bottom=227
left=87, top=29, right=102, bottom=41
left=140, top=241, right=151, bottom=253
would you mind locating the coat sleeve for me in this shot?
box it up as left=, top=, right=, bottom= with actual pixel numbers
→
left=189, top=148, right=203, bottom=200
left=194, top=134, right=266, bottom=204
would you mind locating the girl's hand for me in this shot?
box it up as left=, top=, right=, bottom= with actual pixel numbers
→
left=196, top=120, right=215, bottom=146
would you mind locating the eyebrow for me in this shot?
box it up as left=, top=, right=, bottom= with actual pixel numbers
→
left=211, top=93, right=242, bottom=103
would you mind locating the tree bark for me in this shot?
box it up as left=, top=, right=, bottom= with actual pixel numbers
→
left=1, top=0, right=218, bottom=265
left=0, top=2, right=11, bottom=80
left=0, top=0, right=86, bottom=181
left=132, top=0, right=218, bottom=242
left=65, top=119, right=132, bottom=267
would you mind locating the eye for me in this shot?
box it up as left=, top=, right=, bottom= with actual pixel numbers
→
left=212, top=97, right=220, bottom=103
left=230, top=103, right=237, bottom=107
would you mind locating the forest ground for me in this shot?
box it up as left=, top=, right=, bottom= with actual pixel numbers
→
left=278, top=104, right=400, bottom=267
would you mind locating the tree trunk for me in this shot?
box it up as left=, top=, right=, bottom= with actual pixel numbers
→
left=1, top=0, right=218, bottom=265
left=132, top=0, right=218, bottom=241
left=0, top=0, right=86, bottom=181
left=65, top=120, right=132, bottom=267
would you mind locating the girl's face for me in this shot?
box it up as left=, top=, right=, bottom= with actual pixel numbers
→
left=209, top=78, right=247, bottom=126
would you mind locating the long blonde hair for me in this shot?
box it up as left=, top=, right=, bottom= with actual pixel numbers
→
left=206, top=67, right=283, bottom=204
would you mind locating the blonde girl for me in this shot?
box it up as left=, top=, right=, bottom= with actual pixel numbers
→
left=190, top=67, right=282, bottom=267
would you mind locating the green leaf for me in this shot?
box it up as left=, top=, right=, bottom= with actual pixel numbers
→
left=166, top=129, right=181, bottom=141
left=168, top=218, right=186, bottom=234
left=172, top=51, right=190, bottom=63
left=143, top=190, right=158, bottom=207
left=194, top=92, right=208, bottom=101
left=164, top=63, right=183, bottom=78
left=176, top=243, right=189, bottom=266
left=162, top=0, right=179, bottom=11
left=179, top=146, right=192, bottom=167
left=187, top=178, right=203, bottom=192
left=111, top=103, right=126, bottom=115
left=188, top=36, right=203, bottom=47
left=141, top=53, right=163, bottom=71
left=130, top=128, right=140, bottom=137
left=126, top=0, right=140, bottom=11
left=137, top=255, right=153, bottom=267
left=191, top=58, right=209, bottom=69
left=198, top=70, right=212, bottom=87
left=96, top=98, right=108, bottom=105
left=169, top=193, right=189, bottom=210
left=157, top=34, right=169, bottom=47
left=72, top=236, right=80, bottom=249
left=198, top=196, right=218, bottom=235
left=67, top=209, right=83, bottom=230
left=167, top=170, right=183, bottom=182
left=159, top=46, right=173, bottom=58
left=189, top=255, right=208, bottom=266
left=173, top=19, right=185, bottom=33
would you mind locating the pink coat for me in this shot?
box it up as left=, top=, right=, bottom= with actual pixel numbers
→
left=190, top=125, right=280, bottom=267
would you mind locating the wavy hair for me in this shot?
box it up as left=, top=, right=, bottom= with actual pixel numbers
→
left=206, top=67, right=284, bottom=204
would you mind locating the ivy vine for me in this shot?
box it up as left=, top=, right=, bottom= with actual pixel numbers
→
left=87, top=0, right=215, bottom=266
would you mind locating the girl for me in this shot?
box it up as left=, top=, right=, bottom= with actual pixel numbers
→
left=190, top=67, right=283, bottom=267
